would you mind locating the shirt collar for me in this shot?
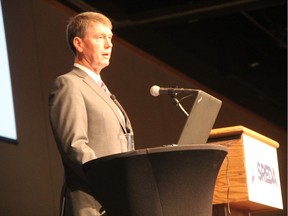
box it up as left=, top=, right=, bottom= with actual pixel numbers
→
left=74, top=63, right=101, bottom=83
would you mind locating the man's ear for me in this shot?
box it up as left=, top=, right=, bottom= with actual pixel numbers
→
left=73, top=37, right=83, bottom=52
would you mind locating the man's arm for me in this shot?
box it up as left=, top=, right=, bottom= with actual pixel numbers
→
left=49, top=75, right=97, bottom=167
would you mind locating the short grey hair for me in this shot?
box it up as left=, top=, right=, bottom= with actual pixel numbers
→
left=66, top=12, right=112, bottom=55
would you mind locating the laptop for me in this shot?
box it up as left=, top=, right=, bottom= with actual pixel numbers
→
left=177, top=90, right=222, bottom=145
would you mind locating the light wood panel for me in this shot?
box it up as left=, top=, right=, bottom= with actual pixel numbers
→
left=209, top=125, right=282, bottom=211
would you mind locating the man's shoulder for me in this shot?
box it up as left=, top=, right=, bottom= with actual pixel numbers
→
left=57, top=67, right=87, bottom=80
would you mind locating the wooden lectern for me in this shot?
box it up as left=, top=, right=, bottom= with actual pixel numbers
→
left=208, top=126, right=283, bottom=215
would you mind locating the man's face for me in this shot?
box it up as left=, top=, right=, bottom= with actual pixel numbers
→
left=74, top=22, right=113, bottom=73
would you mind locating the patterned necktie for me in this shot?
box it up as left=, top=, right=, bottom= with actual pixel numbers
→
left=98, top=81, right=126, bottom=126
left=99, top=79, right=111, bottom=95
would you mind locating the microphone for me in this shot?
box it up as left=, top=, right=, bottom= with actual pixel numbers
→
left=150, top=85, right=195, bottom=97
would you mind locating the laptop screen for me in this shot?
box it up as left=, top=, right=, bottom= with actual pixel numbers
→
left=177, top=90, right=222, bottom=145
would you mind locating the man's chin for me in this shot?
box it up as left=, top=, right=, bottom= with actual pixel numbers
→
left=100, top=62, right=110, bottom=70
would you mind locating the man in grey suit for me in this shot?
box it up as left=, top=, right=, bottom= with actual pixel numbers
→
left=49, top=12, right=133, bottom=216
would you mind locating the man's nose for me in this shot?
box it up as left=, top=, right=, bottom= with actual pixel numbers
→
left=105, top=38, right=113, bottom=48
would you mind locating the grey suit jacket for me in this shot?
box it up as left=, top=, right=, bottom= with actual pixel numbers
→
left=49, top=67, right=133, bottom=215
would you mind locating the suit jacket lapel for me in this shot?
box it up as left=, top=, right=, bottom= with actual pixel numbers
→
left=110, top=95, right=133, bottom=134
left=71, top=68, right=127, bottom=132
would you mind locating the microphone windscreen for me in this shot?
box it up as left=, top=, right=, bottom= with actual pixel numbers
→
left=150, top=85, right=160, bottom=96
